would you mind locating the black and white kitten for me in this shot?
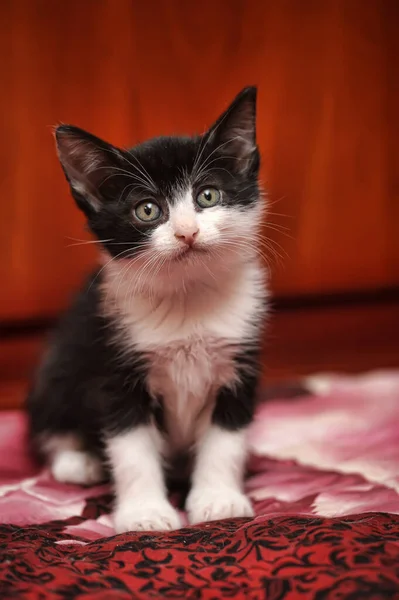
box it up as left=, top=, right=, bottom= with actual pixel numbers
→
left=27, top=87, right=267, bottom=532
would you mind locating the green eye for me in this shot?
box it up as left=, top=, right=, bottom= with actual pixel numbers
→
left=134, top=201, right=161, bottom=222
left=196, top=188, right=221, bottom=208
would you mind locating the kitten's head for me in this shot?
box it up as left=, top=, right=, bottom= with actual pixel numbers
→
left=56, top=87, right=264, bottom=294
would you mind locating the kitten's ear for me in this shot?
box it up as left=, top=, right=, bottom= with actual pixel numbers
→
left=55, top=125, right=122, bottom=214
left=206, top=86, right=258, bottom=174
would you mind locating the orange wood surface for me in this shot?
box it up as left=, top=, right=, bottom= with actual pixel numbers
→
left=1, top=0, right=398, bottom=321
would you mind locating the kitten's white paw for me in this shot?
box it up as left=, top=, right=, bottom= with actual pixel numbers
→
left=51, top=450, right=104, bottom=486
left=114, top=498, right=182, bottom=533
left=187, top=487, right=254, bottom=524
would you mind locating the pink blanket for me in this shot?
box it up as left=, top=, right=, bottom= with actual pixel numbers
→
left=1, top=371, right=399, bottom=598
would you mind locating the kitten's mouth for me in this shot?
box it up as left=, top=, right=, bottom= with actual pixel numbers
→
left=174, top=246, right=208, bottom=262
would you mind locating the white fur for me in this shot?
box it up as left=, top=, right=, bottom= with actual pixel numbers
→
left=151, top=187, right=230, bottom=260
left=101, top=186, right=266, bottom=455
left=100, top=185, right=266, bottom=530
left=107, top=425, right=181, bottom=532
left=51, top=450, right=104, bottom=486
left=45, top=434, right=104, bottom=485
left=103, top=259, right=265, bottom=452
left=187, top=426, right=253, bottom=523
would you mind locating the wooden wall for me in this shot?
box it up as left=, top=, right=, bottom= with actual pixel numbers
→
left=1, top=0, right=398, bottom=322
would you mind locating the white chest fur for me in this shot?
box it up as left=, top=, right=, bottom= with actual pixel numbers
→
left=146, top=336, right=237, bottom=451
left=102, top=260, right=266, bottom=452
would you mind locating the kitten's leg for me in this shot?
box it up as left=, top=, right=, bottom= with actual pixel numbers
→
left=186, top=425, right=253, bottom=523
left=187, top=369, right=257, bottom=524
left=107, top=424, right=181, bottom=533
left=44, top=434, right=105, bottom=486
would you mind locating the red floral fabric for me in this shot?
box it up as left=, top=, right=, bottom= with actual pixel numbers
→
left=1, top=503, right=399, bottom=599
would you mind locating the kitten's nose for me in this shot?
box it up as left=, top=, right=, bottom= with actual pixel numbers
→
left=175, top=228, right=199, bottom=246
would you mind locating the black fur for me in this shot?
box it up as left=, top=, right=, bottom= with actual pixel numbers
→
left=26, top=273, right=155, bottom=459
left=212, top=347, right=261, bottom=430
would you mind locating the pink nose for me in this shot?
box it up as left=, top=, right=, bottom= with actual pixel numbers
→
left=175, top=229, right=199, bottom=246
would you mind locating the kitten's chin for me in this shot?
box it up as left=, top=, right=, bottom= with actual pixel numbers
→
left=164, top=240, right=255, bottom=279
left=161, top=243, right=254, bottom=287
left=171, top=246, right=210, bottom=264
left=102, top=242, right=255, bottom=299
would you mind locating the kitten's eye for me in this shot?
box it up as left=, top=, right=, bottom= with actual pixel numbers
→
left=196, top=188, right=221, bottom=208
left=134, top=201, right=162, bottom=222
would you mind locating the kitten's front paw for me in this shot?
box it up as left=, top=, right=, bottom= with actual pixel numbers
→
left=114, top=497, right=182, bottom=533
left=187, top=487, right=254, bottom=524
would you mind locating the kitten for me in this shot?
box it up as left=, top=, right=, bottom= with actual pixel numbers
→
left=26, top=87, right=267, bottom=532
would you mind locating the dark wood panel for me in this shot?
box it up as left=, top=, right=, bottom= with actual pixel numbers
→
left=0, top=0, right=398, bottom=321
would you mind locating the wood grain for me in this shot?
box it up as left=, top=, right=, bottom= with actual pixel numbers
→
left=1, top=0, right=398, bottom=321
